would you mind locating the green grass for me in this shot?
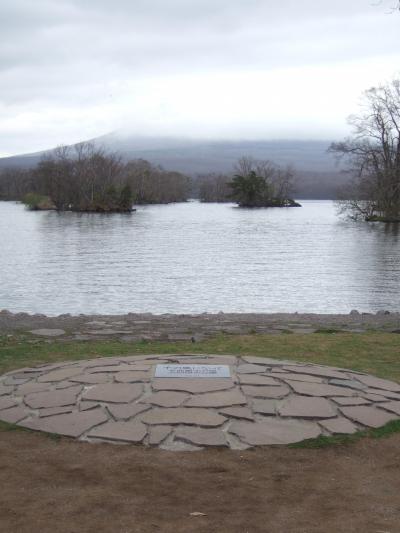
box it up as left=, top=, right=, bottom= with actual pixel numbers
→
left=1, top=330, right=400, bottom=380
left=1, top=331, right=400, bottom=446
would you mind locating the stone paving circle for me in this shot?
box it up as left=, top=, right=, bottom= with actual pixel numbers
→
left=1, top=354, right=400, bottom=450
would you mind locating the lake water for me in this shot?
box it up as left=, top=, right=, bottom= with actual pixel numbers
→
left=0, top=200, right=399, bottom=316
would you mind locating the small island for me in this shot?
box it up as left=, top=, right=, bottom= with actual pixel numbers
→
left=18, top=142, right=190, bottom=213
left=198, top=156, right=301, bottom=208
left=230, top=170, right=301, bottom=208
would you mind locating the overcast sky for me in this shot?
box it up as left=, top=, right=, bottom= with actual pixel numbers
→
left=0, top=0, right=399, bottom=156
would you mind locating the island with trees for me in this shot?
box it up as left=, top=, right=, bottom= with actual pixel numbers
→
left=197, top=156, right=301, bottom=208
left=0, top=142, right=190, bottom=212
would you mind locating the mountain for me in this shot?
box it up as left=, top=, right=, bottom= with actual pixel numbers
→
left=0, top=134, right=347, bottom=199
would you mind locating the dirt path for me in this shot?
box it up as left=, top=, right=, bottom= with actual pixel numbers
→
left=1, top=429, right=400, bottom=533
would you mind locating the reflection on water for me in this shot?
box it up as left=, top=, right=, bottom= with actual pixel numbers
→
left=0, top=200, right=399, bottom=315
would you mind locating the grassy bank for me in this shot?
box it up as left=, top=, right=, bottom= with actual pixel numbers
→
left=1, top=330, right=399, bottom=380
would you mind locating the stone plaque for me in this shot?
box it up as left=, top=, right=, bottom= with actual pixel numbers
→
left=155, top=364, right=231, bottom=378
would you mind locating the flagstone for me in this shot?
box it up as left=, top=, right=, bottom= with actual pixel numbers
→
left=82, top=358, right=123, bottom=368
left=229, top=419, right=321, bottom=445
left=82, top=383, right=143, bottom=403
left=29, top=328, right=66, bottom=337
left=252, top=399, right=278, bottom=415
left=331, top=397, right=371, bottom=406
left=70, top=373, right=111, bottom=384
left=79, top=401, right=100, bottom=411
left=0, top=396, right=19, bottom=410
left=319, top=417, right=358, bottom=434
left=142, top=391, right=189, bottom=407
left=282, top=365, right=349, bottom=380
left=17, top=382, right=51, bottom=395
left=115, top=371, right=150, bottom=383
left=352, top=375, right=400, bottom=392
left=125, top=364, right=152, bottom=371
left=362, top=388, right=400, bottom=400
left=329, top=379, right=367, bottom=390
left=39, top=406, right=74, bottom=417
left=241, top=385, right=290, bottom=398
left=4, top=376, right=30, bottom=386
left=38, top=367, right=84, bottom=383
left=362, top=393, right=388, bottom=402
left=141, top=408, right=226, bottom=427
left=0, top=406, right=29, bottom=424
left=285, top=381, right=356, bottom=397
left=55, top=380, right=78, bottom=390
left=237, top=364, right=269, bottom=374
left=377, top=401, right=400, bottom=415
left=340, top=406, right=399, bottom=428
left=272, top=373, right=324, bottom=383
left=0, top=384, right=13, bottom=396
left=24, top=386, right=82, bottom=409
left=219, top=406, right=254, bottom=421
left=106, top=403, right=150, bottom=420
left=185, top=390, right=247, bottom=408
left=87, top=364, right=136, bottom=373
left=242, top=356, right=286, bottom=366
left=148, top=426, right=172, bottom=445
left=152, top=378, right=235, bottom=393
left=238, top=375, right=281, bottom=386
left=20, top=408, right=109, bottom=437
left=88, top=421, right=147, bottom=443
left=278, top=396, right=336, bottom=419
left=175, top=427, right=227, bottom=447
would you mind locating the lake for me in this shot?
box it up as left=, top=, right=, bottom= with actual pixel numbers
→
left=0, top=200, right=399, bottom=316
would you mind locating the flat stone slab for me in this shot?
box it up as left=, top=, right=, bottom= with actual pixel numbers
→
left=319, top=417, right=358, bottom=434
left=29, top=329, right=66, bottom=337
left=82, top=383, right=143, bottom=403
left=20, top=409, right=108, bottom=438
left=278, top=396, right=336, bottom=419
left=24, top=387, right=82, bottom=409
left=229, top=419, right=321, bottom=445
left=141, top=408, right=226, bottom=427
left=185, top=390, right=247, bottom=408
left=175, top=427, right=227, bottom=447
left=339, top=406, right=398, bottom=428
left=142, top=391, right=189, bottom=407
left=1, top=354, right=399, bottom=449
left=152, top=378, right=235, bottom=393
left=88, top=421, right=147, bottom=443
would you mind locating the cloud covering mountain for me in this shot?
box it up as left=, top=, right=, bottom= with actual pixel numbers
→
left=1, top=0, right=399, bottom=156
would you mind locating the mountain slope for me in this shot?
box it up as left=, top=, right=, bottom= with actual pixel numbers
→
left=0, top=134, right=346, bottom=199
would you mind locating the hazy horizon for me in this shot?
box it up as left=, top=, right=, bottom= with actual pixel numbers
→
left=1, top=0, right=400, bottom=157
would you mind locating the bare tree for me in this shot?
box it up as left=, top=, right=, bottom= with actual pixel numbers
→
left=197, top=173, right=231, bottom=202
left=124, top=159, right=189, bottom=204
left=330, top=79, right=400, bottom=222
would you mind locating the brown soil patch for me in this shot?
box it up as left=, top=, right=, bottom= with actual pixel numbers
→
left=1, top=431, right=400, bottom=533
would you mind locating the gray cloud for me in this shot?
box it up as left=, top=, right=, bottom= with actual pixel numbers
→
left=0, top=0, right=399, bottom=155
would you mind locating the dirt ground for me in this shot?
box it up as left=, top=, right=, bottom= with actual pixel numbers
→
left=1, top=430, right=400, bottom=533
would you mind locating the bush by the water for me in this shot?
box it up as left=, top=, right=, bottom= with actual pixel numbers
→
left=22, top=193, right=54, bottom=210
